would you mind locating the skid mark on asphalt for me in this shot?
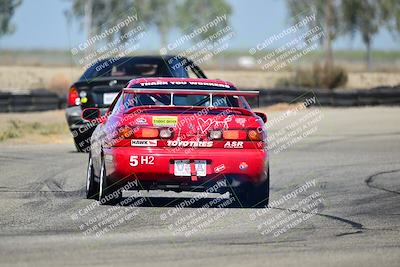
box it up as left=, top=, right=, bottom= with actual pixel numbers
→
left=226, top=239, right=307, bottom=246
left=272, top=207, right=364, bottom=232
left=0, top=173, right=84, bottom=199
left=0, top=155, right=28, bottom=161
left=0, top=189, right=85, bottom=198
left=44, top=178, right=64, bottom=192
left=365, top=169, right=400, bottom=195
left=12, top=166, right=84, bottom=199
left=21, top=172, right=64, bottom=197
left=335, top=230, right=363, bottom=237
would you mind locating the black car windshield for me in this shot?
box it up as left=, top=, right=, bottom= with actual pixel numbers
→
left=80, top=57, right=189, bottom=80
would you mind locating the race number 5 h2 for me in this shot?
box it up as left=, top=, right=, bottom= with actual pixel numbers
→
left=129, top=155, right=154, bottom=167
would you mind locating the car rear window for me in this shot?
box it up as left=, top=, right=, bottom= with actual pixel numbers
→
left=80, top=57, right=189, bottom=80
left=124, top=93, right=239, bottom=108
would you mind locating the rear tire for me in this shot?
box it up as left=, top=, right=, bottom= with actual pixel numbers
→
left=86, top=152, right=99, bottom=199
left=98, top=157, right=122, bottom=205
left=230, top=169, right=270, bottom=208
left=251, top=171, right=270, bottom=208
left=229, top=183, right=252, bottom=207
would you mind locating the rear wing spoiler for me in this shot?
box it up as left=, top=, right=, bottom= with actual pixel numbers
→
left=122, top=88, right=260, bottom=107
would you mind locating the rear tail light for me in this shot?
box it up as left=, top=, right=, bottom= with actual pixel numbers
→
left=67, top=86, right=80, bottom=106
left=208, top=129, right=263, bottom=141
left=134, top=127, right=159, bottom=138
left=248, top=129, right=262, bottom=141
left=223, top=130, right=247, bottom=140
left=115, top=127, right=174, bottom=140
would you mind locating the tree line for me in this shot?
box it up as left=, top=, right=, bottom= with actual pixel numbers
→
left=66, top=0, right=231, bottom=48
left=287, top=0, right=400, bottom=70
left=0, top=0, right=399, bottom=70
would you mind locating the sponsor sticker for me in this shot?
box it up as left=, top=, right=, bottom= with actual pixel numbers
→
left=214, top=164, right=226, bottom=173
left=224, top=141, right=244, bottom=149
left=235, top=118, right=246, bottom=127
left=239, top=162, right=248, bottom=170
left=167, top=140, right=213, bottom=148
left=131, top=139, right=157, bottom=147
left=135, top=117, right=148, bottom=125
left=198, top=116, right=232, bottom=133
left=152, top=116, right=177, bottom=126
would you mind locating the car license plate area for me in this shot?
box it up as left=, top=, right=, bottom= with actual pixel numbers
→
left=174, top=160, right=207, bottom=177
left=103, top=93, right=118, bottom=105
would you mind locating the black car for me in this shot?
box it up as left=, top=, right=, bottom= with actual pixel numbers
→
left=65, top=55, right=206, bottom=152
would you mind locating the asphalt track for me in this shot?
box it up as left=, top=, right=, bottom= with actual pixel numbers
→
left=0, top=107, right=399, bottom=266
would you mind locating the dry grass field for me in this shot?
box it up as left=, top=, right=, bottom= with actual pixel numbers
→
left=0, top=66, right=82, bottom=94
left=206, top=70, right=400, bottom=89
left=0, top=110, right=71, bottom=145
left=0, top=66, right=399, bottom=94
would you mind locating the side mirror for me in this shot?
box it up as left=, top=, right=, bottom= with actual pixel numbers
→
left=255, top=112, right=267, bottom=123
left=82, top=108, right=101, bottom=121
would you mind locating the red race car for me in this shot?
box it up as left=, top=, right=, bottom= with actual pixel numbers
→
left=84, top=77, right=269, bottom=207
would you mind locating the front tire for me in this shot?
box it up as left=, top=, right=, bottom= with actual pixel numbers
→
left=98, top=157, right=122, bottom=205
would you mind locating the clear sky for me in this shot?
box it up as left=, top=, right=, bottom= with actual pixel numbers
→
left=0, top=0, right=398, bottom=50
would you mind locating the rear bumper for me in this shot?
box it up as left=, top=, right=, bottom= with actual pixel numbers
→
left=104, top=147, right=268, bottom=185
